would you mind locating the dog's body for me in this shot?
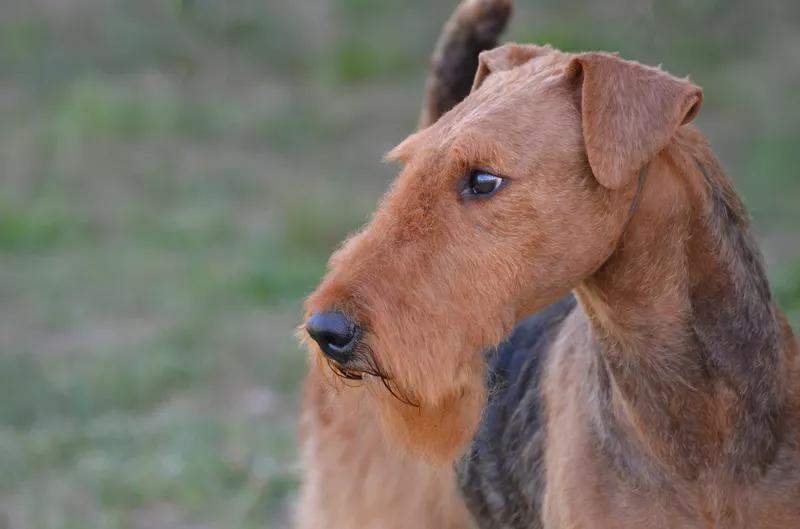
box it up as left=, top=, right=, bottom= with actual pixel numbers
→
left=295, top=1, right=800, bottom=528
left=465, top=287, right=800, bottom=529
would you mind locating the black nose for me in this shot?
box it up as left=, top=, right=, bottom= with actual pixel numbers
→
left=306, top=312, right=360, bottom=363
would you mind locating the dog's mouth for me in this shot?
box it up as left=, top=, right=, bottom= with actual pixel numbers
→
left=320, top=341, right=424, bottom=407
left=323, top=345, right=376, bottom=380
left=319, top=337, right=382, bottom=379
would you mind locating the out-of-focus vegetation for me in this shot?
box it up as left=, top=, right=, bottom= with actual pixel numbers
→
left=0, top=0, right=797, bottom=527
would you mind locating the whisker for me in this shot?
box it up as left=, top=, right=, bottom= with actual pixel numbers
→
left=325, top=345, right=420, bottom=408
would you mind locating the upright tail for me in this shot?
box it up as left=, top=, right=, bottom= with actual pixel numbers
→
left=417, top=0, right=513, bottom=129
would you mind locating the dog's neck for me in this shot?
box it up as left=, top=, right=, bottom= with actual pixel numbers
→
left=574, top=127, right=789, bottom=484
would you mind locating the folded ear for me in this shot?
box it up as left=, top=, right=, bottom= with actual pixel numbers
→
left=564, top=52, right=703, bottom=189
left=472, top=43, right=552, bottom=91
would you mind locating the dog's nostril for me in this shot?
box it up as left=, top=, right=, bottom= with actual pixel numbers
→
left=306, top=312, right=360, bottom=362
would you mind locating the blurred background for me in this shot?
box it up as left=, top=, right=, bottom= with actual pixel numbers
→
left=0, top=0, right=798, bottom=527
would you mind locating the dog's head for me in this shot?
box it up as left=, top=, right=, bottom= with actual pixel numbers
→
left=302, top=44, right=702, bottom=464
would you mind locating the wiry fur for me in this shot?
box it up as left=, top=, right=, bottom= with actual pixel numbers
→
left=296, top=0, right=800, bottom=528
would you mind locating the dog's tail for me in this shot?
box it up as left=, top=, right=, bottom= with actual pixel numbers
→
left=417, top=0, right=513, bottom=129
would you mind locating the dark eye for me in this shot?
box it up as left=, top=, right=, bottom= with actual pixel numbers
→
left=462, top=171, right=504, bottom=198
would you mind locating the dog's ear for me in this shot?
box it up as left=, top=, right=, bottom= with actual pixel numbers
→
left=472, top=43, right=552, bottom=91
left=564, top=52, right=703, bottom=190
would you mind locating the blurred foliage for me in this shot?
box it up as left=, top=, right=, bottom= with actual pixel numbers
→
left=0, top=0, right=797, bottom=528
left=776, top=263, right=800, bottom=324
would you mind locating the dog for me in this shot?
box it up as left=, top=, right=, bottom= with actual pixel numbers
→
left=296, top=0, right=800, bottom=528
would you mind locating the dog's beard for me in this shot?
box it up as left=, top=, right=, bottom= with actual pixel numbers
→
left=324, top=345, right=420, bottom=407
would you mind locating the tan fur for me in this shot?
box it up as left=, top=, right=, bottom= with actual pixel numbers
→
left=294, top=371, right=474, bottom=529
left=296, top=1, right=800, bottom=528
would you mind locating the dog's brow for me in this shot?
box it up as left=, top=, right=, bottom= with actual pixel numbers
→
left=446, top=132, right=516, bottom=176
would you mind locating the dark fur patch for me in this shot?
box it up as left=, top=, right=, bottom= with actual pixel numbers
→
left=691, top=156, right=784, bottom=474
left=456, top=294, right=577, bottom=529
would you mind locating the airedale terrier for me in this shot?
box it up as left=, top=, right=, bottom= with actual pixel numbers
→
left=296, top=1, right=800, bottom=528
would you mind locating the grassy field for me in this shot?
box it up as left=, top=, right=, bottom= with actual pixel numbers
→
left=1, top=0, right=798, bottom=527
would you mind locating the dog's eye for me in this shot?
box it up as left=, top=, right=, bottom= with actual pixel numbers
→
left=463, top=172, right=504, bottom=198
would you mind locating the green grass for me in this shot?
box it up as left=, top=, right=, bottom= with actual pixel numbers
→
left=0, top=0, right=797, bottom=528
left=775, top=264, right=800, bottom=327
left=0, top=203, right=77, bottom=252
